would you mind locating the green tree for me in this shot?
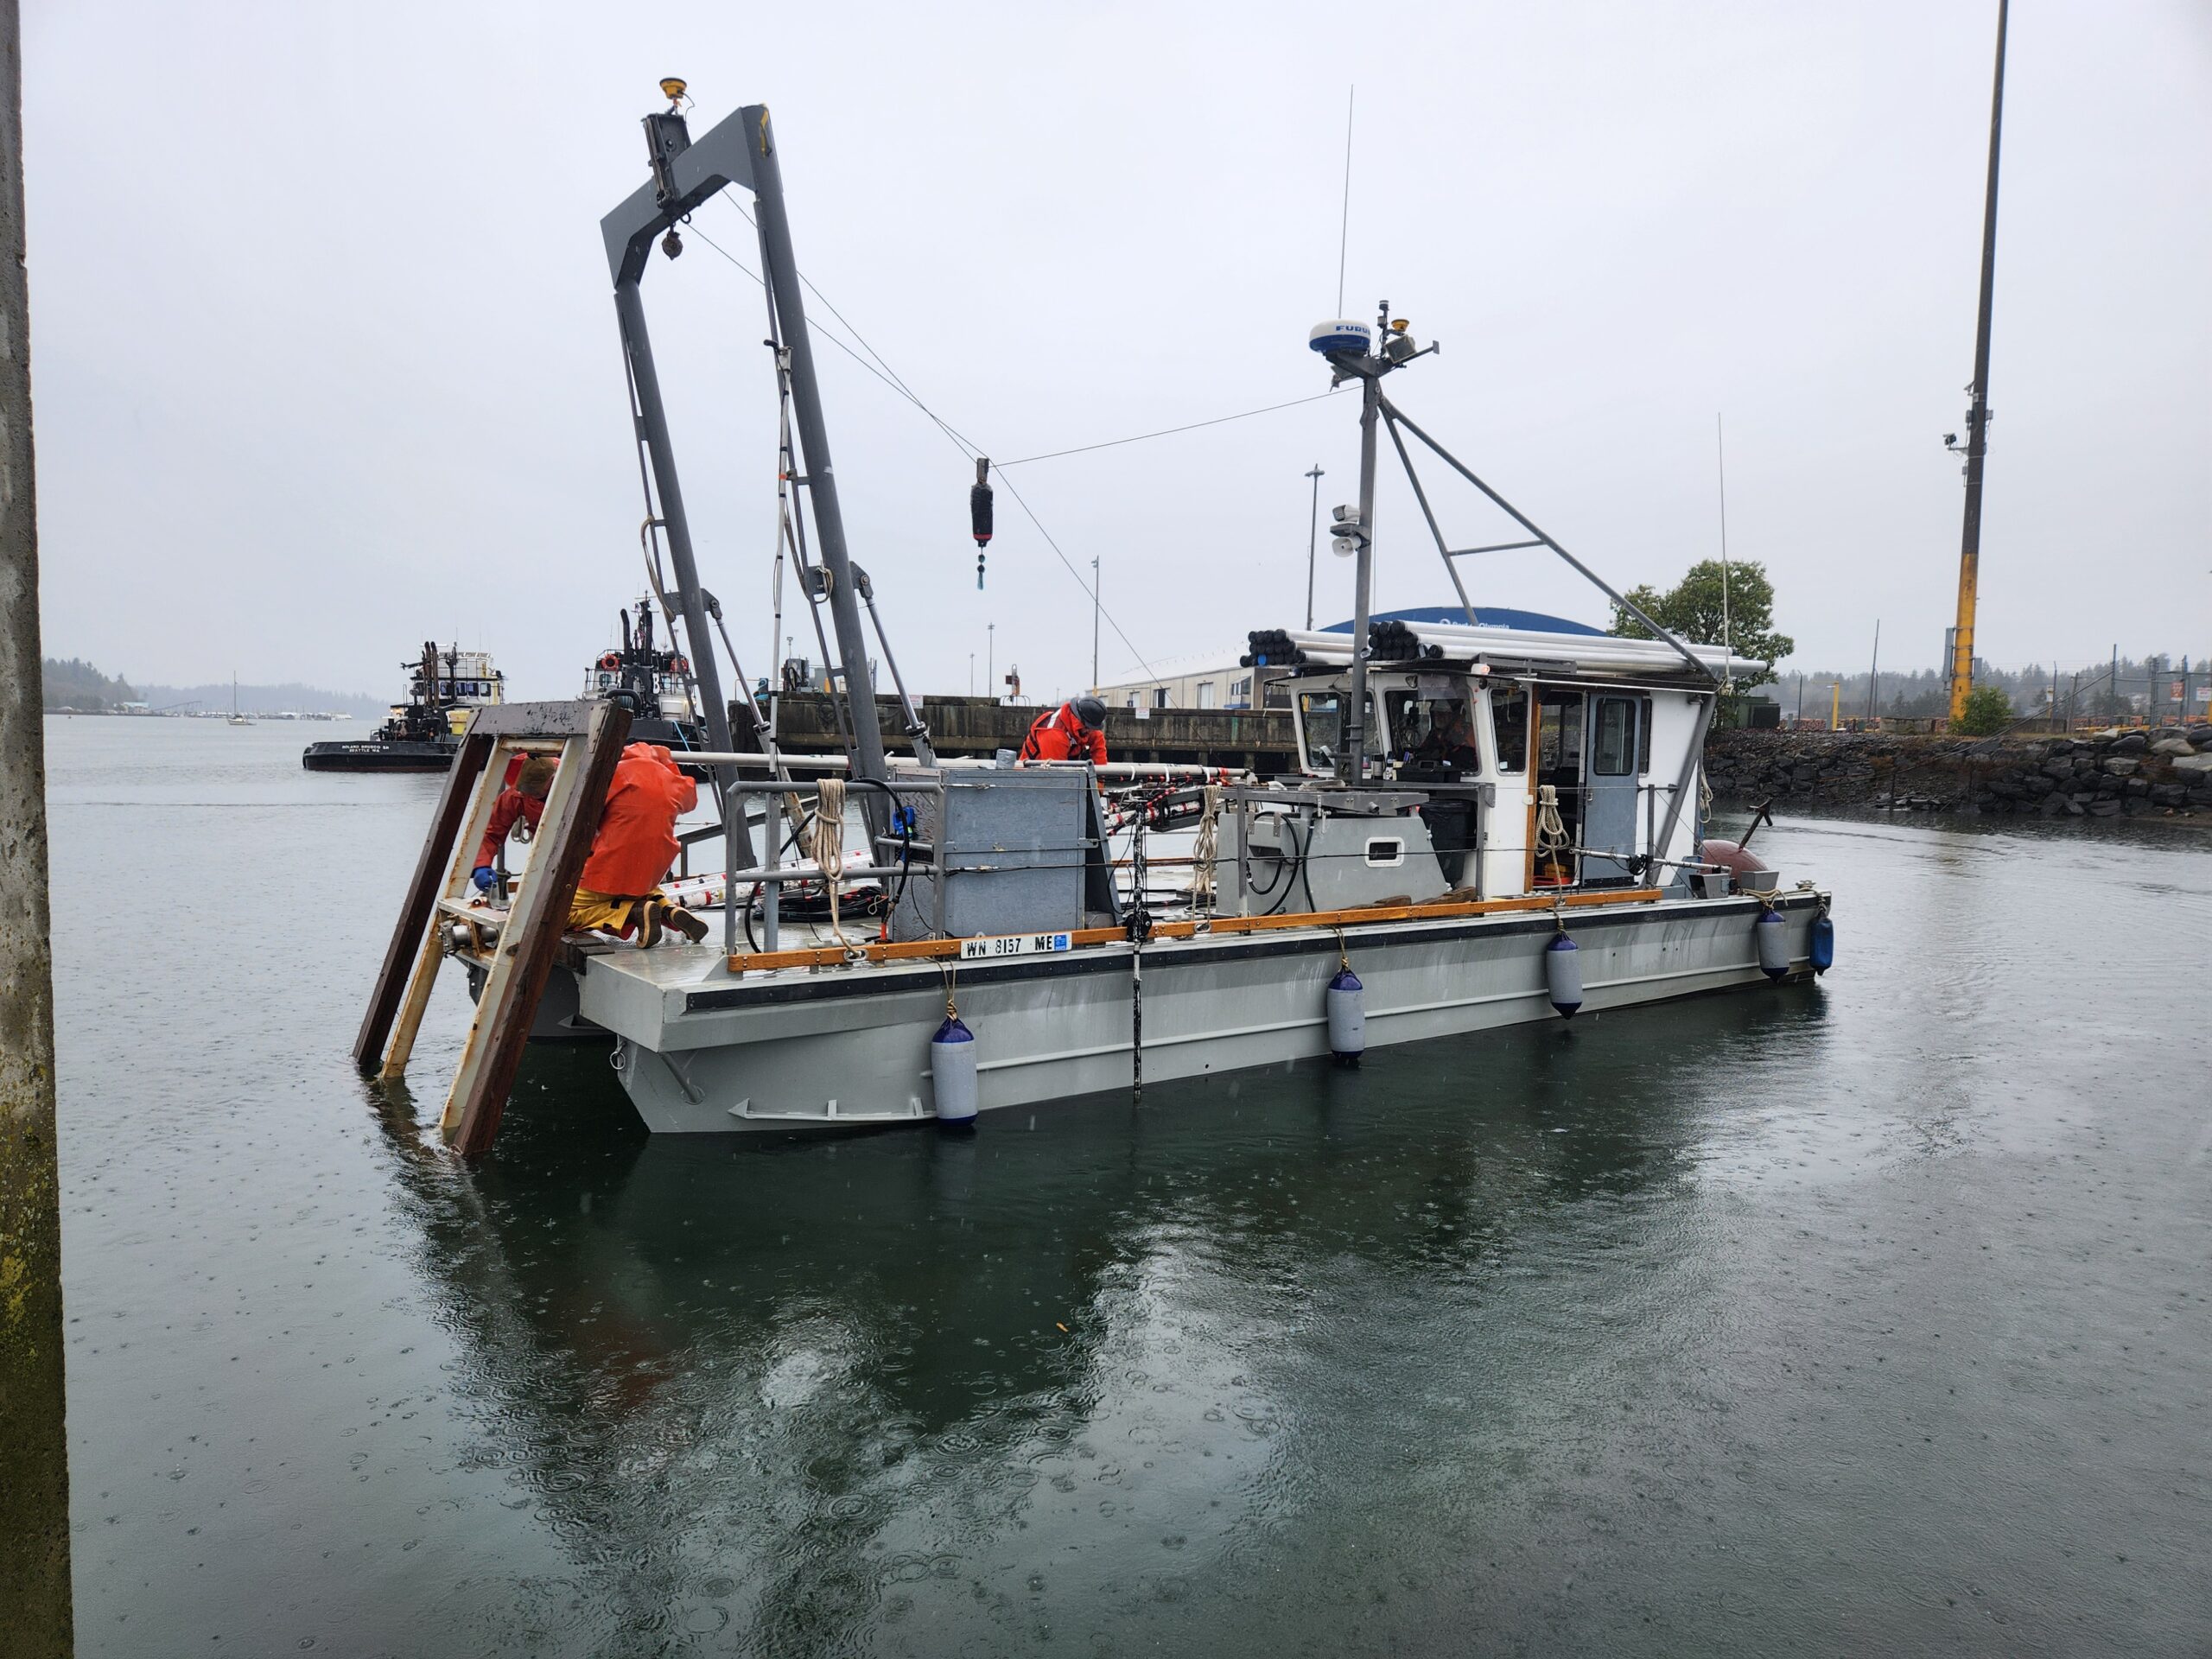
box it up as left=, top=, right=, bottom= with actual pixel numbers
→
left=1611, top=560, right=1793, bottom=690
left=1954, top=683, right=2013, bottom=736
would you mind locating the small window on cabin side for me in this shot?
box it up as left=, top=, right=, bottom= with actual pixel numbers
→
left=1491, top=683, right=1529, bottom=773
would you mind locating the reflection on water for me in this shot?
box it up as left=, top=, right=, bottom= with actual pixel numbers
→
left=48, top=721, right=2212, bottom=1656
left=369, top=989, right=1827, bottom=1651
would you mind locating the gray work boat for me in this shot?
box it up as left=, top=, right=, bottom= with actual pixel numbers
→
left=448, top=87, right=1834, bottom=1136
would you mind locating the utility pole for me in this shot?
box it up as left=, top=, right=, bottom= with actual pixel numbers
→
left=988, top=623, right=995, bottom=704
left=0, top=0, right=73, bottom=1643
left=1090, top=557, right=1100, bottom=693
left=2110, top=644, right=2119, bottom=723
left=1303, top=463, right=1325, bottom=631
left=1947, top=0, right=2010, bottom=726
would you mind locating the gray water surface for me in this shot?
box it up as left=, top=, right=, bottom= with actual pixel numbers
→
left=47, top=716, right=2212, bottom=1656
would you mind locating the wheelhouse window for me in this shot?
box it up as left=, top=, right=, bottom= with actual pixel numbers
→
left=1384, top=686, right=1480, bottom=777
left=1297, top=689, right=1378, bottom=773
left=1490, top=683, right=1529, bottom=774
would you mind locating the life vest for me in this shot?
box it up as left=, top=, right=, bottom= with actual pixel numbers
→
left=1019, top=702, right=1107, bottom=764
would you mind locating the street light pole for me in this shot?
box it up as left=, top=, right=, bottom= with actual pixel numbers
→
left=1304, top=463, right=1325, bottom=631
left=988, top=623, right=995, bottom=704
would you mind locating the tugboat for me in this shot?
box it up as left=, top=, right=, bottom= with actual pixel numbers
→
left=302, top=642, right=504, bottom=772
left=583, top=599, right=708, bottom=757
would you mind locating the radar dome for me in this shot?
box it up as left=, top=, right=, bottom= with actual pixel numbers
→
left=1308, top=320, right=1372, bottom=355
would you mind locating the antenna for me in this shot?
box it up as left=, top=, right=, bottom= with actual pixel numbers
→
left=1716, top=413, right=1733, bottom=692
left=1335, top=86, right=1355, bottom=315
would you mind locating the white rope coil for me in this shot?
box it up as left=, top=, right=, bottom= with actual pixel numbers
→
left=1535, top=784, right=1569, bottom=856
left=806, top=776, right=852, bottom=947
left=1189, top=784, right=1223, bottom=907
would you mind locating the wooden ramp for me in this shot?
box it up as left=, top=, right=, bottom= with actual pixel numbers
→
left=354, top=700, right=632, bottom=1155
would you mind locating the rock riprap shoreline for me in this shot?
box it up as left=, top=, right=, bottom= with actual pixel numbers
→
left=1704, top=724, right=2212, bottom=819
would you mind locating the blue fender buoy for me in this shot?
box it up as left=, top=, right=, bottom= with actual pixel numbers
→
left=1809, top=909, right=1834, bottom=974
left=931, top=1014, right=978, bottom=1123
left=1755, top=906, right=1789, bottom=980
left=1326, top=968, right=1365, bottom=1066
left=1544, top=931, right=1582, bottom=1019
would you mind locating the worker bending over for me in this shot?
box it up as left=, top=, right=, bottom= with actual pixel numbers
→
left=471, top=755, right=557, bottom=893
left=1019, top=696, right=1109, bottom=765
left=570, top=741, right=709, bottom=945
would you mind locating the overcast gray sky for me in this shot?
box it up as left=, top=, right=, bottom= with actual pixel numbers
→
left=24, top=1, right=2210, bottom=706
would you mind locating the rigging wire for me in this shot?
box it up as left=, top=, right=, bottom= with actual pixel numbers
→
left=995, top=394, right=1334, bottom=469
left=1337, top=85, right=1355, bottom=316
left=688, top=213, right=1159, bottom=679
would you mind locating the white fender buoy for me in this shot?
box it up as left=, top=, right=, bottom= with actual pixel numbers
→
left=1326, top=968, right=1365, bottom=1066
left=1545, top=931, right=1583, bottom=1019
left=1755, top=906, right=1789, bottom=980
left=931, top=1014, right=978, bottom=1123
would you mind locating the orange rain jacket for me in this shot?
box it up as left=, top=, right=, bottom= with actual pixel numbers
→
left=474, top=787, right=545, bottom=870
left=580, top=742, right=697, bottom=897
left=1017, top=702, right=1108, bottom=765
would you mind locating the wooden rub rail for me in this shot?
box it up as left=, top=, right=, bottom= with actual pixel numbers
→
left=354, top=699, right=632, bottom=1156
left=724, top=887, right=1665, bottom=975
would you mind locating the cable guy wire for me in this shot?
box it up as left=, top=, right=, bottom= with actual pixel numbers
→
left=690, top=209, right=1159, bottom=679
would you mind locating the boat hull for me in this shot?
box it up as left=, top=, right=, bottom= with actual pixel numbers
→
left=302, top=738, right=456, bottom=772
left=580, top=891, right=1826, bottom=1135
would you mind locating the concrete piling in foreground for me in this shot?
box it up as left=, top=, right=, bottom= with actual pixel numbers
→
left=0, top=0, right=75, bottom=1649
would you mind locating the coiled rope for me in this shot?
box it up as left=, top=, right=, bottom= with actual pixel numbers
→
left=1188, top=784, right=1223, bottom=908
left=806, top=776, right=853, bottom=948
left=1535, top=784, right=1572, bottom=886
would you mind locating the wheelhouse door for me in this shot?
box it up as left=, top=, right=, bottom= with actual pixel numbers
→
left=1581, top=693, right=1643, bottom=884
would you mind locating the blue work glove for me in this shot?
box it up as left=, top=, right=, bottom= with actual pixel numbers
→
left=471, top=866, right=496, bottom=893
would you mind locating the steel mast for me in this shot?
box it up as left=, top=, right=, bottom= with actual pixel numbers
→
left=1946, top=0, right=2010, bottom=725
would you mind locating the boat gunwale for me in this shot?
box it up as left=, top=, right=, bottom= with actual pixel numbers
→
left=668, top=888, right=1824, bottom=1014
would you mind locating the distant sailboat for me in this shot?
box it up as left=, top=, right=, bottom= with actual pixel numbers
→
left=228, top=673, right=252, bottom=727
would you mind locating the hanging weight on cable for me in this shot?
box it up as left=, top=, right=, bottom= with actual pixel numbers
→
left=969, top=456, right=993, bottom=589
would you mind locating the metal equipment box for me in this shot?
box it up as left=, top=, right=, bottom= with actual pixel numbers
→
left=888, top=767, right=1097, bottom=943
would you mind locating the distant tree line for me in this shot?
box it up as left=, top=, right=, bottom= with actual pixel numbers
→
left=1770, top=652, right=2212, bottom=725
left=40, top=657, right=388, bottom=717
left=39, top=657, right=136, bottom=710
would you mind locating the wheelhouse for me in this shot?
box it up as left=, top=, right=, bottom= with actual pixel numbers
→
left=1276, top=630, right=1751, bottom=901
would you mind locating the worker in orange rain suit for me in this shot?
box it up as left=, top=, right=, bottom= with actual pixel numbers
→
left=470, top=755, right=558, bottom=893
left=568, top=742, right=710, bottom=945
left=1018, top=696, right=1109, bottom=765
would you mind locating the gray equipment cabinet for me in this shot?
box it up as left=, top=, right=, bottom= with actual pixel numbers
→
left=889, top=768, right=1104, bottom=943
